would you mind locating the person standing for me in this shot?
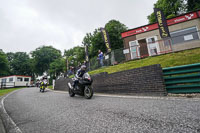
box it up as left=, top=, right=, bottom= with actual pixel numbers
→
left=98, top=50, right=104, bottom=67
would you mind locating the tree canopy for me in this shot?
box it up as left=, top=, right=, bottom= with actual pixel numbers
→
left=147, top=0, right=186, bottom=24
left=187, top=0, right=200, bottom=12
left=49, top=58, right=66, bottom=78
left=82, top=19, right=127, bottom=58
left=6, top=52, right=33, bottom=76
left=64, top=46, right=85, bottom=68
left=0, top=50, right=9, bottom=76
left=31, top=46, right=62, bottom=75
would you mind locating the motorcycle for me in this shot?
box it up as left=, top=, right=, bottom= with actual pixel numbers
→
left=67, top=72, right=93, bottom=99
left=40, top=80, right=48, bottom=93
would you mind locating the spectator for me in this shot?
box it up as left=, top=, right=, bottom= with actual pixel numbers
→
left=98, top=50, right=104, bottom=67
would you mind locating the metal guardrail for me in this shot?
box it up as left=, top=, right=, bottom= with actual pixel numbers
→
left=163, top=63, right=200, bottom=93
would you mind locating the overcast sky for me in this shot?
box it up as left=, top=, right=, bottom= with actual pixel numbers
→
left=0, top=0, right=157, bottom=54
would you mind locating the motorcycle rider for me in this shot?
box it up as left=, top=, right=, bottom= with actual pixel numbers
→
left=40, top=76, right=48, bottom=90
left=73, top=65, right=87, bottom=90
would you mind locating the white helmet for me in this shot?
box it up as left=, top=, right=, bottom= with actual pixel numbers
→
left=81, top=65, right=86, bottom=70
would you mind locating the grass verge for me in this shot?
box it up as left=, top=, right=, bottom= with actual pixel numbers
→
left=48, top=85, right=53, bottom=90
left=0, top=87, right=23, bottom=97
left=89, top=48, right=200, bottom=75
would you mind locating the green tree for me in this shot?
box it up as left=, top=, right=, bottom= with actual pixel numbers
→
left=105, top=20, right=128, bottom=49
left=49, top=58, right=66, bottom=78
left=147, top=0, right=186, bottom=23
left=6, top=52, right=33, bottom=76
left=187, top=0, right=200, bottom=12
left=31, top=46, right=62, bottom=75
left=64, top=46, right=85, bottom=69
left=0, top=50, right=10, bottom=76
left=82, top=19, right=127, bottom=59
left=82, top=33, right=92, bottom=46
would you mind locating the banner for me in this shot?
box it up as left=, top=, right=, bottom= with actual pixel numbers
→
left=100, top=28, right=111, bottom=53
left=85, top=45, right=89, bottom=62
left=154, top=8, right=170, bottom=38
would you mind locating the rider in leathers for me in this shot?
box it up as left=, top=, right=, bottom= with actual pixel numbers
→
left=73, top=65, right=86, bottom=89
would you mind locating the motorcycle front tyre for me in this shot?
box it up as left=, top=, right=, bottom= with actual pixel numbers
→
left=84, top=86, right=93, bottom=99
left=69, top=88, right=75, bottom=97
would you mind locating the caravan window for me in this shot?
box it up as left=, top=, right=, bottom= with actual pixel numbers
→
left=17, top=77, right=23, bottom=82
left=9, top=78, right=13, bottom=82
left=24, top=78, right=29, bottom=82
left=1, top=78, right=6, bottom=83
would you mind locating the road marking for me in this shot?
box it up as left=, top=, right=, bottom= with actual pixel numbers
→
left=48, top=89, right=200, bottom=101
left=0, top=90, right=22, bottom=133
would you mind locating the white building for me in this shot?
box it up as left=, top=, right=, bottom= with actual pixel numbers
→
left=0, top=75, right=31, bottom=88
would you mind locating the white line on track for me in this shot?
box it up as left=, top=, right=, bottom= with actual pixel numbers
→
left=1, top=90, right=22, bottom=133
left=48, top=89, right=200, bottom=101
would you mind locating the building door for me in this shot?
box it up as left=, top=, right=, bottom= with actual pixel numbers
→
left=146, top=36, right=160, bottom=56
left=138, top=39, right=149, bottom=58
left=129, top=40, right=139, bottom=59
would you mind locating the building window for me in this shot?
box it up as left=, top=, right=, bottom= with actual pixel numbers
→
left=147, top=37, right=155, bottom=44
left=150, top=46, right=158, bottom=55
left=129, top=41, right=138, bottom=46
left=24, top=78, right=29, bottom=82
left=9, top=78, right=13, bottom=82
left=170, top=27, right=199, bottom=45
left=17, top=77, right=23, bottom=82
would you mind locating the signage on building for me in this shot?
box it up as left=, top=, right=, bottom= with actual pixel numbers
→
left=123, top=49, right=130, bottom=54
left=121, top=10, right=199, bottom=38
left=100, top=28, right=112, bottom=53
left=167, top=12, right=198, bottom=26
left=154, top=8, right=170, bottom=38
left=121, top=24, right=158, bottom=38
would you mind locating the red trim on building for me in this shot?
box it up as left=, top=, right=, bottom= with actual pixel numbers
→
left=0, top=75, right=31, bottom=78
left=121, top=23, right=158, bottom=38
left=121, top=10, right=200, bottom=38
left=167, top=12, right=198, bottom=26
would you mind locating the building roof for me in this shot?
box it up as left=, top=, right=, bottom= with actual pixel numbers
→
left=121, top=10, right=200, bottom=38
left=0, top=75, right=31, bottom=78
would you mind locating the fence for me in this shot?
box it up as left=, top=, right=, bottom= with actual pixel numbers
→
left=88, top=30, right=200, bottom=71
left=163, top=63, right=200, bottom=93
left=0, top=82, right=15, bottom=89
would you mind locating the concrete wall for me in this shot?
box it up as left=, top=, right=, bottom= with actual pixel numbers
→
left=54, top=77, right=71, bottom=91
left=54, top=64, right=167, bottom=96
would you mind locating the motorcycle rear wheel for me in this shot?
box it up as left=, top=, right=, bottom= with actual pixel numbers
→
left=84, top=86, right=93, bottom=99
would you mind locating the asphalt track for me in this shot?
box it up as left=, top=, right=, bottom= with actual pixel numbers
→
left=2, top=87, right=200, bottom=133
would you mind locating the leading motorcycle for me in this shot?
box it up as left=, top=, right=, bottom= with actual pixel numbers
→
left=67, top=72, right=93, bottom=99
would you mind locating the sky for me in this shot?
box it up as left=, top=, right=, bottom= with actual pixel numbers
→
left=0, top=0, right=157, bottom=54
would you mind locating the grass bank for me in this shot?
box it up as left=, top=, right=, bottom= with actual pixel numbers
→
left=48, top=85, right=53, bottom=90
left=89, top=48, right=200, bottom=75
left=0, top=87, right=23, bottom=97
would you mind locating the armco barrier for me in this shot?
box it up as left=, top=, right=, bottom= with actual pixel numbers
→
left=163, top=63, right=200, bottom=93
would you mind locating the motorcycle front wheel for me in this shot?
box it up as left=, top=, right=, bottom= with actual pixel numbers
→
left=69, top=88, right=75, bottom=97
left=84, top=86, right=93, bottom=99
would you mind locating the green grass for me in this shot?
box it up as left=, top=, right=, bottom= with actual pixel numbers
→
left=0, top=87, right=23, bottom=97
left=48, top=85, right=53, bottom=89
left=88, top=48, right=200, bottom=75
